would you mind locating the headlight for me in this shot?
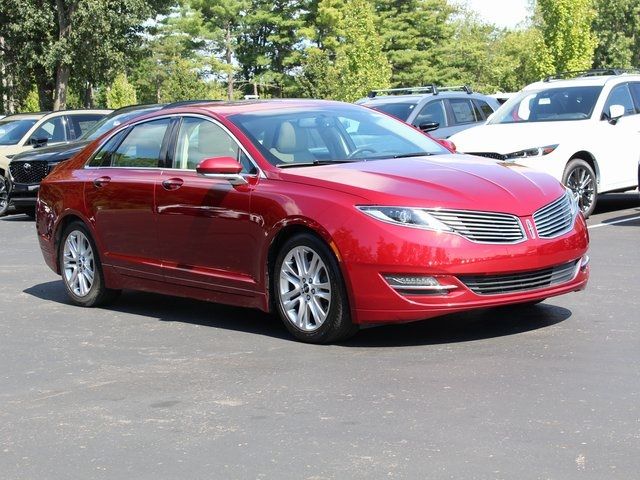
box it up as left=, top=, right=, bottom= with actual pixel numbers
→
left=565, top=187, right=579, bottom=216
left=357, top=206, right=453, bottom=232
left=505, top=144, right=558, bottom=160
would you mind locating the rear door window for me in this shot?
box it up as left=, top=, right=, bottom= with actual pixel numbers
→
left=68, top=114, right=104, bottom=139
left=110, top=119, right=170, bottom=168
left=448, top=99, right=478, bottom=124
left=474, top=99, right=495, bottom=119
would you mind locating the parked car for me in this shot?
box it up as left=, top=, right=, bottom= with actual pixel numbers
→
left=7, top=104, right=164, bottom=217
left=36, top=100, right=589, bottom=344
left=356, top=85, right=500, bottom=139
left=0, top=109, right=110, bottom=215
left=450, top=69, right=640, bottom=217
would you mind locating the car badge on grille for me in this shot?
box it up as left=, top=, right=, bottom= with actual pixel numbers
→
left=525, top=219, right=536, bottom=239
left=23, top=163, right=32, bottom=171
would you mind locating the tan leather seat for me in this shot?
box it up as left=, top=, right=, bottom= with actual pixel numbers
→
left=270, top=121, right=314, bottom=163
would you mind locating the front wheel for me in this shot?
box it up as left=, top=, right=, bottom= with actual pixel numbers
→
left=562, top=159, right=597, bottom=218
left=59, top=222, right=120, bottom=307
left=0, top=176, right=9, bottom=216
left=274, top=233, right=357, bottom=343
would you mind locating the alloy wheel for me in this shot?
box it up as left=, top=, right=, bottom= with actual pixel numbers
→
left=565, top=166, right=595, bottom=215
left=278, top=246, right=332, bottom=332
left=63, top=230, right=95, bottom=297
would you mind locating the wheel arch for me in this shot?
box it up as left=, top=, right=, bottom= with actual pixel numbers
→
left=568, top=151, right=600, bottom=184
left=264, top=220, right=353, bottom=316
left=53, top=212, right=94, bottom=273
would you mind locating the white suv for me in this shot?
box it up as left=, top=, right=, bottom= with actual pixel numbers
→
left=450, top=70, right=640, bottom=217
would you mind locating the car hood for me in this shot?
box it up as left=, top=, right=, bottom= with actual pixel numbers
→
left=275, top=155, right=565, bottom=217
left=450, top=121, right=585, bottom=154
left=10, top=140, right=90, bottom=163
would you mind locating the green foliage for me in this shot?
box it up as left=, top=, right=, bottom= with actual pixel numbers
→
left=536, top=0, right=597, bottom=74
left=159, top=59, right=210, bottom=102
left=106, top=73, right=137, bottom=109
left=21, top=87, right=41, bottom=112
left=298, top=0, right=391, bottom=101
left=592, top=0, right=640, bottom=69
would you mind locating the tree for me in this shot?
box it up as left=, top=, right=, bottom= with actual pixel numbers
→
left=536, top=0, right=597, bottom=74
left=592, top=0, right=640, bottom=69
left=375, top=0, right=456, bottom=87
left=106, top=73, right=137, bottom=109
left=298, top=0, right=391, bottom=101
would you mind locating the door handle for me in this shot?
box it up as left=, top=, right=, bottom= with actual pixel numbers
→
left=93, top=176, right=111, bottom=188
left=162, top=178, right=184, bottom=191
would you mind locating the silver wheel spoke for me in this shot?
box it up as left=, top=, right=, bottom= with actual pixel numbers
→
left=279, top=245, right=332, bottom=332
left=63, top=230, right=95, bottom=298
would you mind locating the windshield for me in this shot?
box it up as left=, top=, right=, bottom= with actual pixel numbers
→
left=489, top=86, right=602, bottom=124
left=0, top=119, right=37, bottom=146
left=229, top=105, right=448, bottom=166
left=81, top=107, right=160, bottom=141
left=366, top=102, right=417, bottom=121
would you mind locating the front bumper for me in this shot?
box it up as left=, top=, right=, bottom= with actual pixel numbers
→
left=336, top=213, right=590, bottom=325
left=9, top=181, right=39, bottom=207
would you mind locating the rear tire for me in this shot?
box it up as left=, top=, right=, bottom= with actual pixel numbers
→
left=273, top=233, right=358, bottom=343
left=59, top=221, right=120, bottom=307
left=562, top=159, right=597, bottom=218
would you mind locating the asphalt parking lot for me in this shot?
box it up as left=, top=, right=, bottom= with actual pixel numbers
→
left=0, top=194, right=639, bottom=479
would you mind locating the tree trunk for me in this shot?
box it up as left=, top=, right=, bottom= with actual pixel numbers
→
left=34, top=65, right=54, bottom=111
left=83, top=82, right=93, bottom=108
left=53, top=63, right=70, bottom=111
left=226, top=25, right=233, bottom=101
left=52, top=0, right=77, bottom=111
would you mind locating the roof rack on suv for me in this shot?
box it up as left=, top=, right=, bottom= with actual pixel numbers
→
left=367, top=84, right=473, bottom=98
left=543, top=68, right=640, bottom=82
left=163, top=99, right=224, bottom=108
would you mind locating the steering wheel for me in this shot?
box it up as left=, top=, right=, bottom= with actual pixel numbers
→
left=347, top=147, right=378, bottom=159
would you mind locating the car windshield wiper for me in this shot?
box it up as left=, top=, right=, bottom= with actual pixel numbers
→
left=277, top=159, right=357, bottom=168
left=390, top=152, right=437, bottom=159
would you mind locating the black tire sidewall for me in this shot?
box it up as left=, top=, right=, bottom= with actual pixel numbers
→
left=273, top=233, right=353, bottom=343
left=563, top=159, right=597, bottom=218
left=59, top=221, right=109, bottom=307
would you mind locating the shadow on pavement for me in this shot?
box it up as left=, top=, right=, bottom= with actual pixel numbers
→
left=592, top=192, right=640, bottom=215
left=25, top=280, right=571, bottom=347
left=0, top=213, right=33, bottom=222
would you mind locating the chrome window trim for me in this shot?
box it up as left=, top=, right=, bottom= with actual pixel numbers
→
left=82, top=113, right=264, bottom=178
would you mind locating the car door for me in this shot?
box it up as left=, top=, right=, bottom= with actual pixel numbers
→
left=84, top=117, right=172, bottom=280
left=412, top=100, right=449, bottom=138
left=155, top=115, right=261, bottom=295
left=596, top=83, right=640, bottom=189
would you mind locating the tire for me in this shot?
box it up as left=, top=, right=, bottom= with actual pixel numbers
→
left=273, top=233, right=357, bottom=343
left=0, top=176, right=9, bottom=217
left=58, top=221, right=120, bottom=307
left=562, top=159, right=597, bottom=218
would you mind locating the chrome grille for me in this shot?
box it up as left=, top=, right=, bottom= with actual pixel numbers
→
left=534, top=193, right=574, bottom=238
left=9, top=161, right=49, bottom=184
left=427, top=209, right=525, bottom=243
left=467, top=152, right=507, bottom=160
left=459, top=260, right=579, bottom=295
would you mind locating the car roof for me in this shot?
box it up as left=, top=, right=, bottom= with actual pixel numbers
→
left=160, top=99, right=353, bottom=116
left=525, top=73, right=640, bottom=91
left=1, top=112, right=48, bottom=121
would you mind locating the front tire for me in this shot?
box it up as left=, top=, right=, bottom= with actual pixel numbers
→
left=273, top=233, right=357, bottom=343
left=0, top=176, right=9, bottom=216
left=563, top=159, right=597, bottom=218
left=59, top=221, right=120, bottom=307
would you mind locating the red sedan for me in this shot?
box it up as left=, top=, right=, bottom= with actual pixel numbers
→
left=36, top=100, right=589, bottom=343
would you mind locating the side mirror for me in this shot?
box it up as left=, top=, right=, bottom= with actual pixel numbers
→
left=437, top=139, right=456, bottom=152
left=30, top=135, right=49, bottom=148
left=608, top=104, right=625, bottom=124
left=418, top=121, right=440, bottom=132
left=196, top=156, right=247, bottom=186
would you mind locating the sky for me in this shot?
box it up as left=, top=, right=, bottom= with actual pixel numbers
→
left=462, top=0, right=531, bottom=29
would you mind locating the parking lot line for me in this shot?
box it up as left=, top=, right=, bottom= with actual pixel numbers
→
left=588, top=215, right=640, bottom=229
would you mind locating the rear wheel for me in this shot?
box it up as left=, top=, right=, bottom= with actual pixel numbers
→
left=59, top=222, right=120, bottom=307
left=563, top=159, right=597, bottom=218
left=274, top=233, right=357, bottom=343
